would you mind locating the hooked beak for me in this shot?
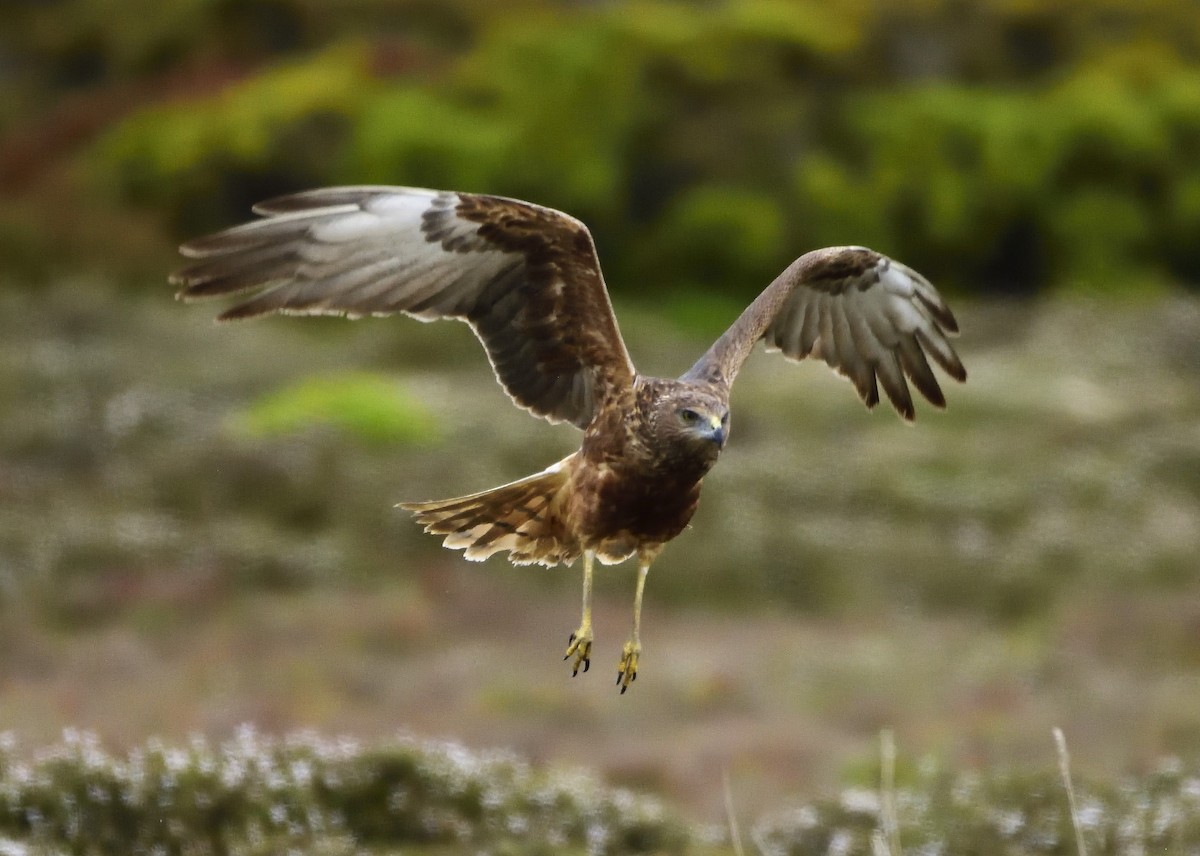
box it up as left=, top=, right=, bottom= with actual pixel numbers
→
left=706, top=414, right=726, bottom=448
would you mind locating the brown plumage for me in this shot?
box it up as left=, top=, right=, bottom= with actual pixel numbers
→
left=172, top=186, right=967, bottom=691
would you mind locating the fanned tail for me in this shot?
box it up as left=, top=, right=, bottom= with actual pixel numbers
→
left=398, top=459, right=579, bottom=566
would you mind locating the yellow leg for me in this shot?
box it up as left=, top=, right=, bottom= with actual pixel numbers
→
left=564, top=550, right=594, bottom=676
left=617, top=549, right=658, bottom=693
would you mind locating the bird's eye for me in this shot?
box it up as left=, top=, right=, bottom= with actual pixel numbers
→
left=679, top=408, right=699, bottom=423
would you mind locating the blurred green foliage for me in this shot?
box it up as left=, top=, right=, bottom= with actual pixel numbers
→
left=4, top=0, right=1200, bottom=297
left=95, top=45, right=373, bottom=234
left=232, top=371, right=439, bottom=447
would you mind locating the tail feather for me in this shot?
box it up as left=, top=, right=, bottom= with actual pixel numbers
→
left=399, top=459, right=578, bottom=566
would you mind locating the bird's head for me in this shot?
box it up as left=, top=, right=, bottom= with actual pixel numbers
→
left=649, top=385, right=730, bottom=467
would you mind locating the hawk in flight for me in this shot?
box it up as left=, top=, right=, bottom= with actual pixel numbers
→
left=172, top=186, right=966, bottom=692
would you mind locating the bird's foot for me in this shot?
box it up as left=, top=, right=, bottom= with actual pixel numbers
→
left=616, top=640, right=640, bottom=694
left=564, top=626, right=593, bottom=677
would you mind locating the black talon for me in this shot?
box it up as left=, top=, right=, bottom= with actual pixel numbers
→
left=583, top=658, right=590, bottom=673
left=620, top=684, right=628, bottom=695
left=616, top=672, right=622, bottom=685
left=572, top=665, right=579, bottom=677
left=569, top=632, right=576, bottom=643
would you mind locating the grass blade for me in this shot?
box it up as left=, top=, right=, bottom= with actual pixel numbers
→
left=1054, top=727, right=1088, bottom=856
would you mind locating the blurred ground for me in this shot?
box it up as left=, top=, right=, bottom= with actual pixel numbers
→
left=1, top=280, right=1198, bottom=824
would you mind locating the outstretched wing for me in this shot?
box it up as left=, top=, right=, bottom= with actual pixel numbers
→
left=683, top=246, right=966, bottom=421
left=171, top=186, right=637, bottom=429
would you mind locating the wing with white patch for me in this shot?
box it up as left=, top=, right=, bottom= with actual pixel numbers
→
left=685, top=246, right=965, bottom=420
left=171, top=186, right=637, bottom=429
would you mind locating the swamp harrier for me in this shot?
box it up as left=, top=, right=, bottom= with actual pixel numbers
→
left=172, top=186, right=966, bottom=692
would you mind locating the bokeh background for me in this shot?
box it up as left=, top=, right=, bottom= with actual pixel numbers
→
left=2, top=0, right=1199, bottom=849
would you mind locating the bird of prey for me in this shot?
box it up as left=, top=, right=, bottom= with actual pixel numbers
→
left=172, top=186, right=966, bottom=692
